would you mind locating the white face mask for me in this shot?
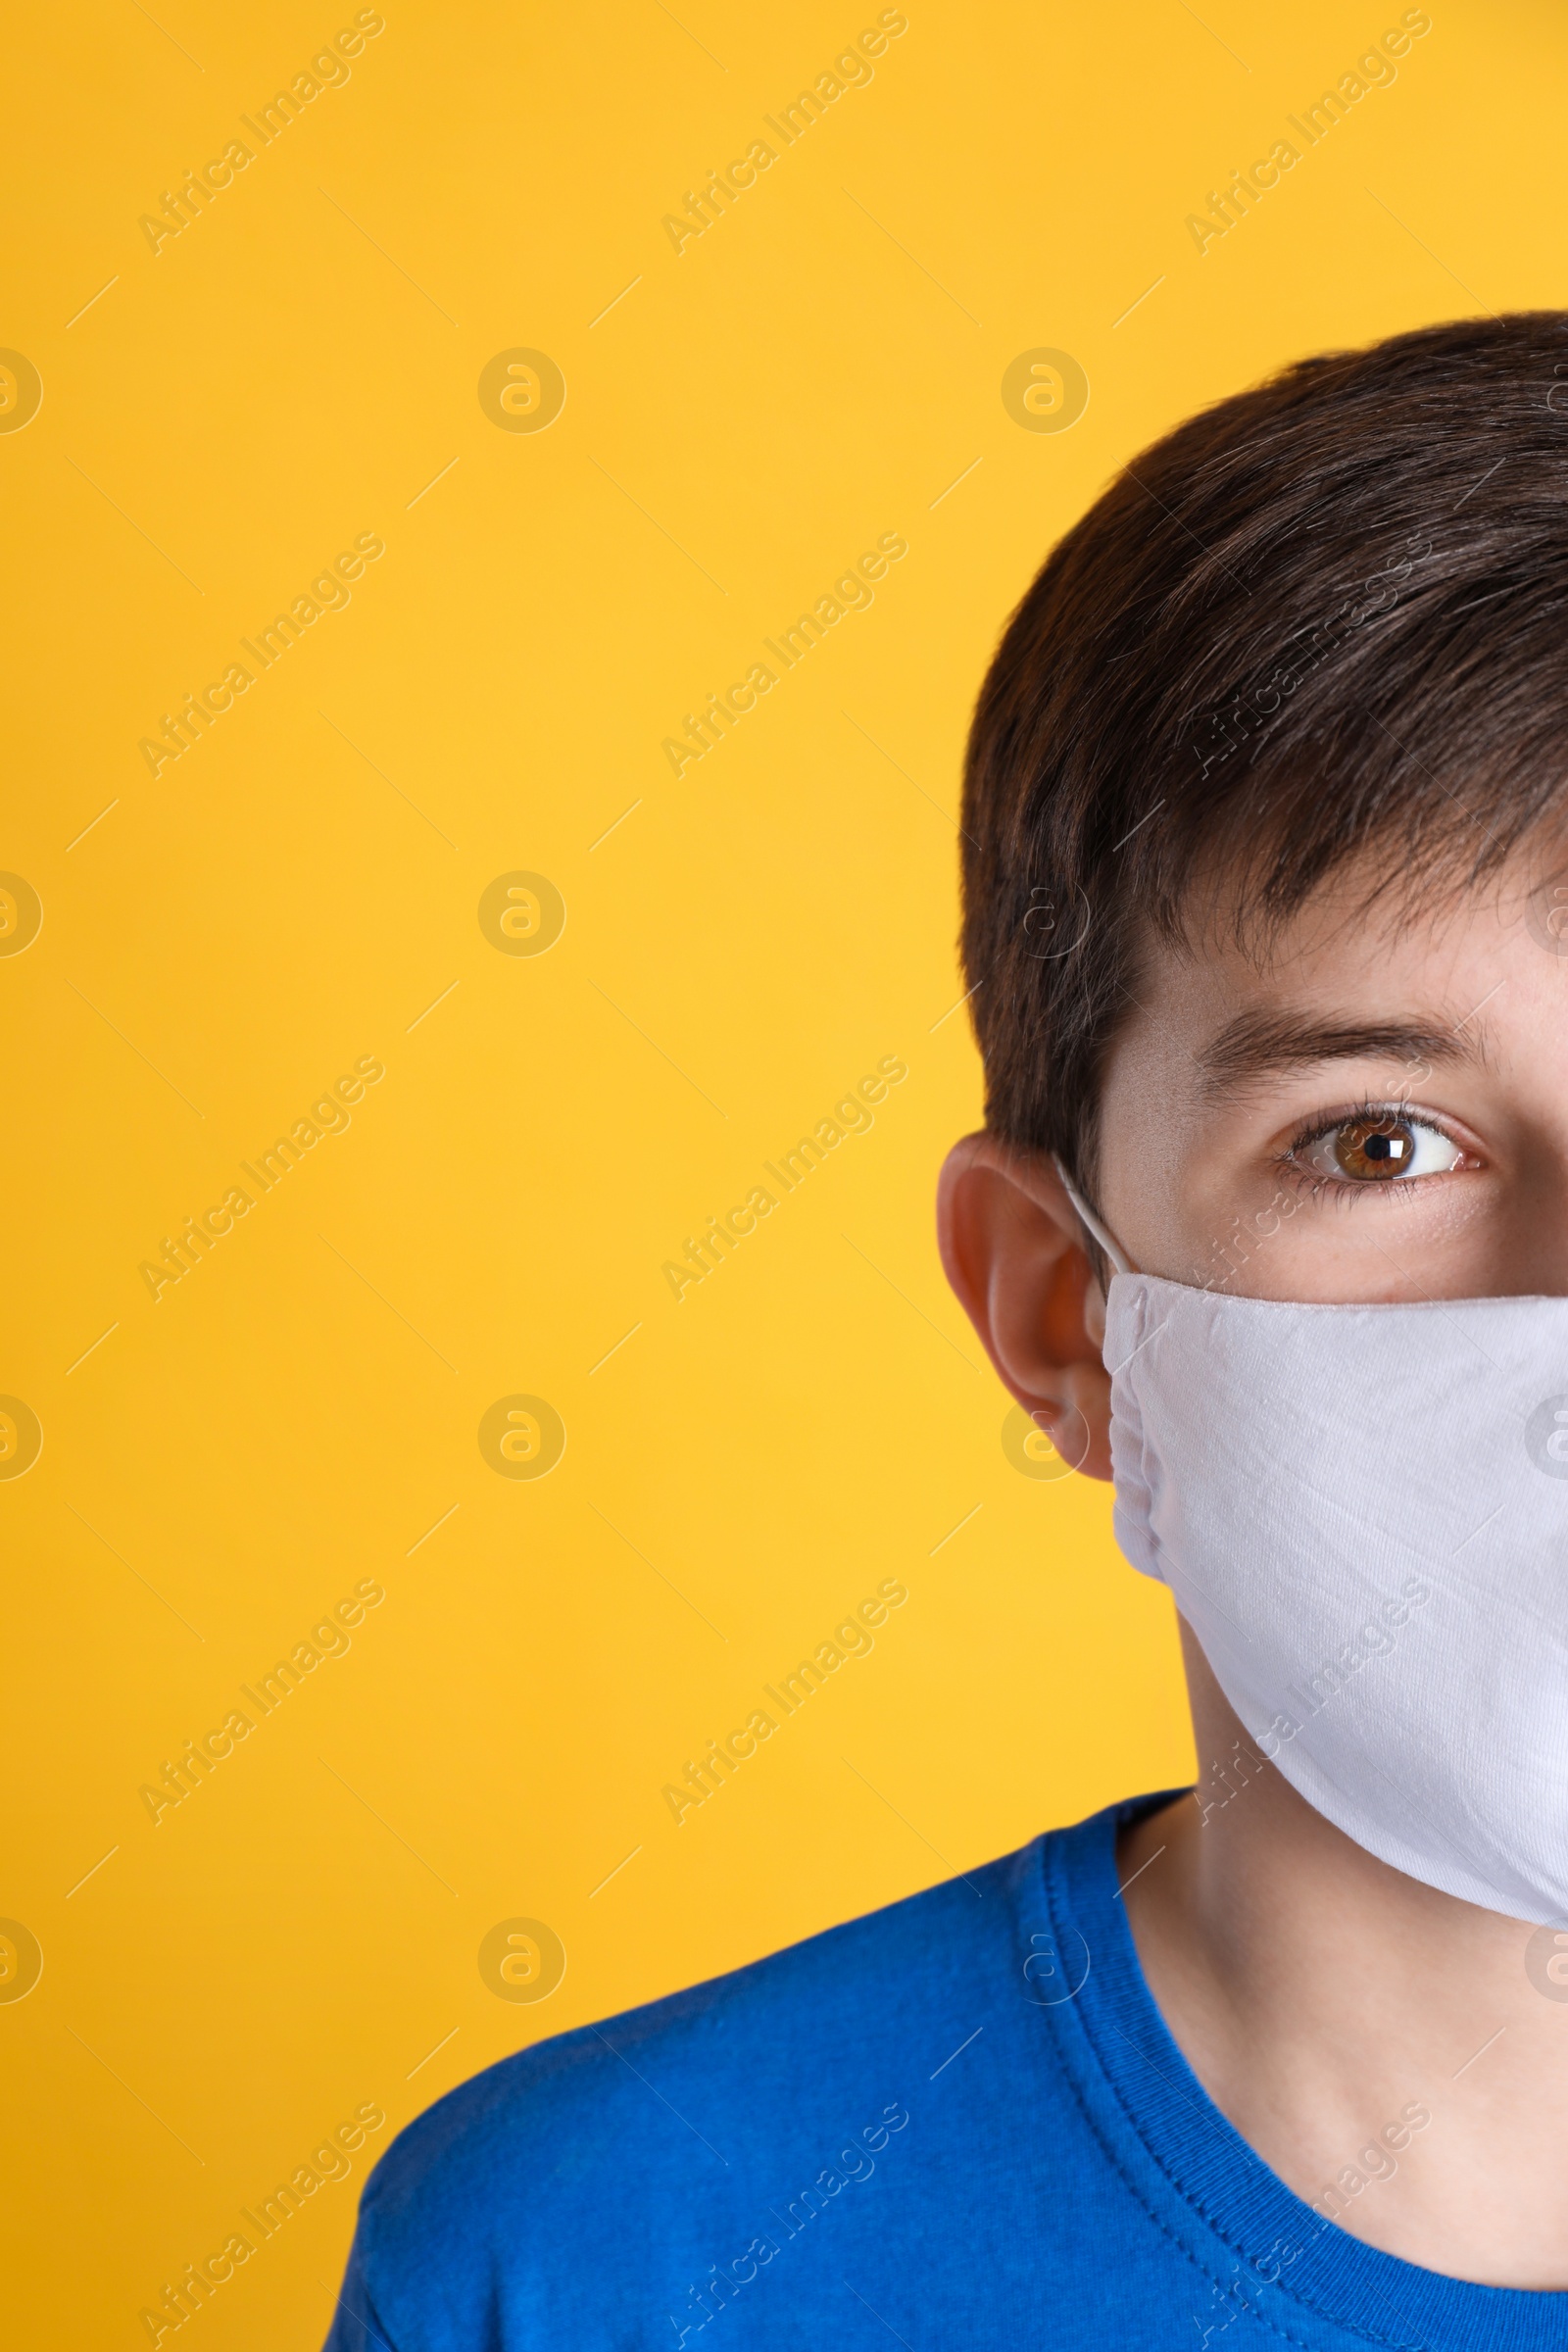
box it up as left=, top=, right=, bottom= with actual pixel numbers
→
left=1055, top=1166, right=1568, bottom=1927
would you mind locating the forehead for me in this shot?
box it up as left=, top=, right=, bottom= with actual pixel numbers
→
left=1103, top=848, right=1568, bottom=1107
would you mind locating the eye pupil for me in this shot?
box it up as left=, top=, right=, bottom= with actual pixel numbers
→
left=1334, top=1116, right=1414, bottom=1181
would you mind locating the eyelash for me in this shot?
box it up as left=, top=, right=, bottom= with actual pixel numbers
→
left=1277, top=1098, right=1471, bottom=1200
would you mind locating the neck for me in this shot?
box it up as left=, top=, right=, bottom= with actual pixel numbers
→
left=1118, top=1621, right=1568, bottom=2289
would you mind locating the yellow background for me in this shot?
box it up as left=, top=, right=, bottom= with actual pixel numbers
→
left=4, top=0, right=1558, bottom=2339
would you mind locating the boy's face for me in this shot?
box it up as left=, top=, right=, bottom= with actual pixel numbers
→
left=938, top=842, right=1568, bottom=1482
left=1098, top=848, right=1568, bottom=1304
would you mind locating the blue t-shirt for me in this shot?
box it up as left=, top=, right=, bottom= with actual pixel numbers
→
left=324, top=1795, right=1568, bottom=2349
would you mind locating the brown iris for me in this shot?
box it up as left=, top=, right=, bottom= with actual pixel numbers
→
left=1333, top=1114, right=1416, bottom=1181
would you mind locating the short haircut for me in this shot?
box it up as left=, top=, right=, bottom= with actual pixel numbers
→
left=960, top=311, right=1568, bottom=1196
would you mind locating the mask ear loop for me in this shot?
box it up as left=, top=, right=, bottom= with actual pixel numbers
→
left=1052, top=1154, right=1137, bottom=1278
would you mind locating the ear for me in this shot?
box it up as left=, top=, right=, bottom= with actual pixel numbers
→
left=936, top=1131, right=1112, bottom=1481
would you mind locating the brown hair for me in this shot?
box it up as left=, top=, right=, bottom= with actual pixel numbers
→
left=960, top=311, right=1568, bottom=1197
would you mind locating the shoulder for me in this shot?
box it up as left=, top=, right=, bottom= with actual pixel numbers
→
left=340, top=1837, right=1054, bottom=2334
left=363, top=1838, right=1039, bottom=2214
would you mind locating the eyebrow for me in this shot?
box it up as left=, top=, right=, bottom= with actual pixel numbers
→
left=1196, top=1012, right=1484, bottom=1102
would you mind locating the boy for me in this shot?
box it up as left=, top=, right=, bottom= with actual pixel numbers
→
left=326, top=314, right=1568, bottom=2345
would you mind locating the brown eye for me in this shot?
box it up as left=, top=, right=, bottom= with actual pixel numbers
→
left=1297, top=1109, right=1468, bottom=1189
left=1333, top=1115, right=1416, bottom=1180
